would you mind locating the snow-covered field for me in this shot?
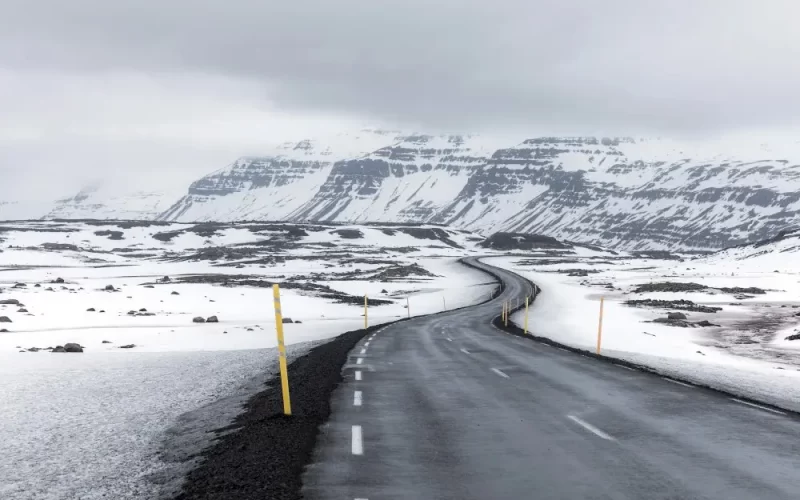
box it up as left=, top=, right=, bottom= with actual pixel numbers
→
left=0, top=221, right=494, bottom=499
left=4, top=219, right=800, bottom=498
left=487, top=230, right=800, bottom=411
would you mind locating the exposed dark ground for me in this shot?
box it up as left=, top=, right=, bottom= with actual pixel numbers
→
left=173, top=322, right=393, bottom=500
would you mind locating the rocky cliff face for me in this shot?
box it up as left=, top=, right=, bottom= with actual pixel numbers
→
left=157, top=131, right=401, bottom=222
left=32, top=132, right=800, bottom=251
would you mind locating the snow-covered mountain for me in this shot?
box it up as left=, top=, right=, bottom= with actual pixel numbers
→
left=156, top=134, right=800, bottom=250
left=46, top=182, right=185, bottom=221
left=6, top=131, right=800, bottom=251
left=158, top=130, right=403, bottom=222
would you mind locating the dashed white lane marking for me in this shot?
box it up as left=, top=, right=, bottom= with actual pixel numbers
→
left=360, top=348, right=367, bottom=354
left=491, top=368, right=510, bottom=379
left=355, top=371, right=362, bottom=381
left=356, top=358, right=364, bottom=365
left=365, top=342, right=370, bottom=347
left=556, top=347, right=568, bottom=352
left=352, top=426, right=364, bottom=455
left=613, top=363, right=636, bottom=371
left=460, top=348, right=471, bottom=355
left=354, top=391, right=363, bottom=407
left=731, top=398, right=786, bottom=415
left=662, top=377, right=693, bottom=388
left=446, top=337, right=453, bottom=342
left=567, top=415, right=616, bottom=441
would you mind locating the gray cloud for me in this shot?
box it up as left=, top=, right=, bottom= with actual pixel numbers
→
left=2, top=0, right=800, bottom=200
left=4, top=0, right=800, bottom=134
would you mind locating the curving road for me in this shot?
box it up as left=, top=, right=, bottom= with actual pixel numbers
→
left=302, top=258, right=800, bottom=500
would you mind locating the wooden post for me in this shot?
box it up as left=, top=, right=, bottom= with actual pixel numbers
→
left=364, top=294, right=368, bottom=329
left=272, top=284, right=292, bottom=415
left=596, top=297, right=605, bottom=355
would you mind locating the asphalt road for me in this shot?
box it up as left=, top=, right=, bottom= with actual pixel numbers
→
left=302, top=258, right=800, bottom=500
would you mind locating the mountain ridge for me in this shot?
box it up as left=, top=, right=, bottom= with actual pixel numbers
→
left=5, top=132, right=800, bottom=251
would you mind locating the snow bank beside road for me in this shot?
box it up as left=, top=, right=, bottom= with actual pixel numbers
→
left=487, top=256, right=800, bottom=413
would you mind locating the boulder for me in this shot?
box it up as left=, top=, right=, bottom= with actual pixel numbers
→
left=127, top=310, right=136, bottom=315
left=295, top=320, right=303, bottom=324
left=87, top=308, right=96, bottom=312
left=104, top=285, right=115, bottom=291
left=0, top=316, right=11, bottom=323
left=206, top=316, right=219, bottom=323
left=0, top=299, right=20, bottom=305
left=34, top=284, right=41, bottom=288
left=52, top=346, right=66, bottom=353
left=193, top=316, right=206, bottom=323
left=695, top=320, right=719, bottom=327
left=282, top=318, right=294, bottom=324
left=119, top=344, right=136, bottom=349
left=139, top=308, right=147, bottom=312
left=786, top=333, right=800, bottom=341
left=13, top=283, right=26, bottom=288
left=102, top=340, right=112, bottom=344
left=171, top=291, right=180, bottom=295
left=667, top=312, right=687, bottom=320
left=18, top=308, right=28, bottom=313
left=54, top=278, right=65, bottom=284
left=144, top=285, right=155, bottom=289
left=0, top=329, right=9, bottom=333
left=99, top=310, right=106, bottom=313
left=161, top=276, right=171, bottom=283
left=64, top=343, right=83, bottom=353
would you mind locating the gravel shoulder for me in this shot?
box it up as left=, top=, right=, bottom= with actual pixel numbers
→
left=173, top=323, right=390, bottom=500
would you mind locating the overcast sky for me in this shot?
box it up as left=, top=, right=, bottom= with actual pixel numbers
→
left=2, top=0, right=800, bottom=199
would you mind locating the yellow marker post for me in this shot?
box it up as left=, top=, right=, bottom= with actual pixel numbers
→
left=364, top=294, right=368, bottom=329
left=524, top=296, right=529, bottom=334
left=596, top=296, right=605, bottom=355
left=272, top=284, right=292, bottom=416
left=504, top=301, right=509, bottom=327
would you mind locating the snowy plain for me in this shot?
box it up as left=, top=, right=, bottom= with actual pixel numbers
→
left=4, top=219, right=800, bottom=499
left=486, top=237, right=800, bottom=412
left=0, top=221, right=494, bottom=499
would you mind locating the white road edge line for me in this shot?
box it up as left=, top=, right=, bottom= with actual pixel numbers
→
left=567, top=415, right=616, bottom=441
left=460, top=348, right=471, bottom=355
left=356, top=358, right=363, bottom=365
left=491, top=368, right=510, bottom=379
left=354, top=391, right=362, bottom=407
left=731, top=398, right=786, bottom=415
left=556, top=347, right=568, bottom=352
left=355, top=371, right=362, bottom=381
left=352, top=425, right=363, bottom=455
left=662, top=377, right=693, bottom=388
left=613, top=363, right=636, bottom=372
left=446, top=337, right=453, bottom=342
left=360, top=348, right=367, bottom=354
